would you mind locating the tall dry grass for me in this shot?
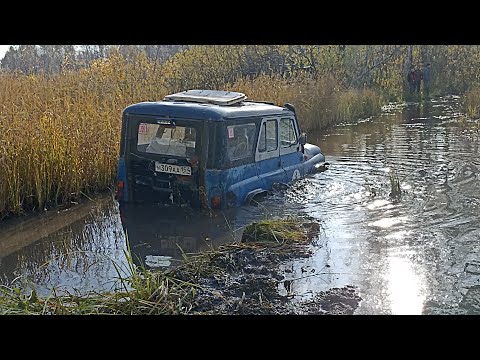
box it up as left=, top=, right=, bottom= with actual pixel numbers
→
left=0, top=51, right=168, bottom=218
left=464, top=86, right=480, bottom=119
left=230, top=74, right=383, bottom=132
left=0, top=52, right=383, bottom=218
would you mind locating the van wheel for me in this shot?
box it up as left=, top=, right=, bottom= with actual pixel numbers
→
left=248, top=191, right=268, bottom=206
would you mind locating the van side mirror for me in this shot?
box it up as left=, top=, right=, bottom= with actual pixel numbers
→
left=299, top=132, right=307, bottom=145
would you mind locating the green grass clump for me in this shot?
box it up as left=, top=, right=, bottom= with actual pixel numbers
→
left=241, top=217, right=312, bottom=243
left=0, top=247, right=201, bottom=315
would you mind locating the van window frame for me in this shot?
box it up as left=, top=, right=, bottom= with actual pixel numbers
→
left=126, top=114, right=202, bottom=160
left=279, top=116, right=300, bottom=157
left=279, top=116, right=299, bottom=147
left=220, top=117, right=261, bottom=169
left=255, top=116, right=280, bottom=162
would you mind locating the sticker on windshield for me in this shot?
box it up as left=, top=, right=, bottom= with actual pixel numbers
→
left=139, top=123, right=147, bottom=135
left=228, top=126, right=234, bottom=138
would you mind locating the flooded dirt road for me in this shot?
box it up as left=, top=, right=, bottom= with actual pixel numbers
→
left=1, top=95, right=479, bottom=314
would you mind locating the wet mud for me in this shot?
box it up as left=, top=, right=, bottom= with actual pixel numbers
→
left=170, top=218, right=362, bottom=315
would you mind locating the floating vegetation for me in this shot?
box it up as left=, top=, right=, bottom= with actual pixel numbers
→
left=389, top=168, right=402, bottom=200
left=241, top=217, right=319, bottom=244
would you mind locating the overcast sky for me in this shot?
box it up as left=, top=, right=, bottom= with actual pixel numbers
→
left=0, top=45, right=11, bottom=59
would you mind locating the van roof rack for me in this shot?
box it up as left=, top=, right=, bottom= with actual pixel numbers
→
left=164, top=90, right=247, bottom=106
left=244, top=100, right=276, bottom=106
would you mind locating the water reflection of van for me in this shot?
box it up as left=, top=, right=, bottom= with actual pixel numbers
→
left=119, top=203, right=241, bottom=268
left=116, top=90, right=328, bottom=209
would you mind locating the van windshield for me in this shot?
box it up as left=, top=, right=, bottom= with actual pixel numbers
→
left=137, top=123, right=196, bottom=157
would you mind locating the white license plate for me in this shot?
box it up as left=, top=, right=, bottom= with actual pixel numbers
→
left=155, top=162, right=192, bottom=176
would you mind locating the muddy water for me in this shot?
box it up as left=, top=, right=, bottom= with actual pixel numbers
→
left=1, top=95, right=479, bottom=314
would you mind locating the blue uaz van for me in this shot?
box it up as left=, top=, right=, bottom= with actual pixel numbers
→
left=115, top=90, right=328, bottom=209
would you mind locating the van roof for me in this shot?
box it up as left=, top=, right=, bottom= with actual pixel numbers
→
left=164, top=90, right=247, bottom=105
left=123, top=90, right=293, bottom=121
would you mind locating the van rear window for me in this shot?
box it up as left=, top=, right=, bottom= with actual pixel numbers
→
left=137, top=123, right=196, bottom=157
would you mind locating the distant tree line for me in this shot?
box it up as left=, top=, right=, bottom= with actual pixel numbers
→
left=2, top=45, right=480, bottom=101
left=172, top=45, right=480, bottom=99
left=0, top=45, right=189, bottom=75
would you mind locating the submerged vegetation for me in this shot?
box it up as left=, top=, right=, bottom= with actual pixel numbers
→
left=1, top=45, right=480, bottom=218
left=388, top=168, right=402, bottom=201
left=464, top=86, right=480, bottom=120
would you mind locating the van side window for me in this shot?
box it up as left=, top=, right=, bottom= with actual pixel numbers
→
left=226, top=123, right=256, bottom=160
left=280, top=118, right=297, bottom=147
left=258, top=120, right=278, bottom=152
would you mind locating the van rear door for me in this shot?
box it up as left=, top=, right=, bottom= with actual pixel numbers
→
left=126, top=116, right=201, bottom=206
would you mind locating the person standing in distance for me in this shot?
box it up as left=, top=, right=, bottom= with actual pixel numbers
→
left=422, top=62, right=432, bottom=98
